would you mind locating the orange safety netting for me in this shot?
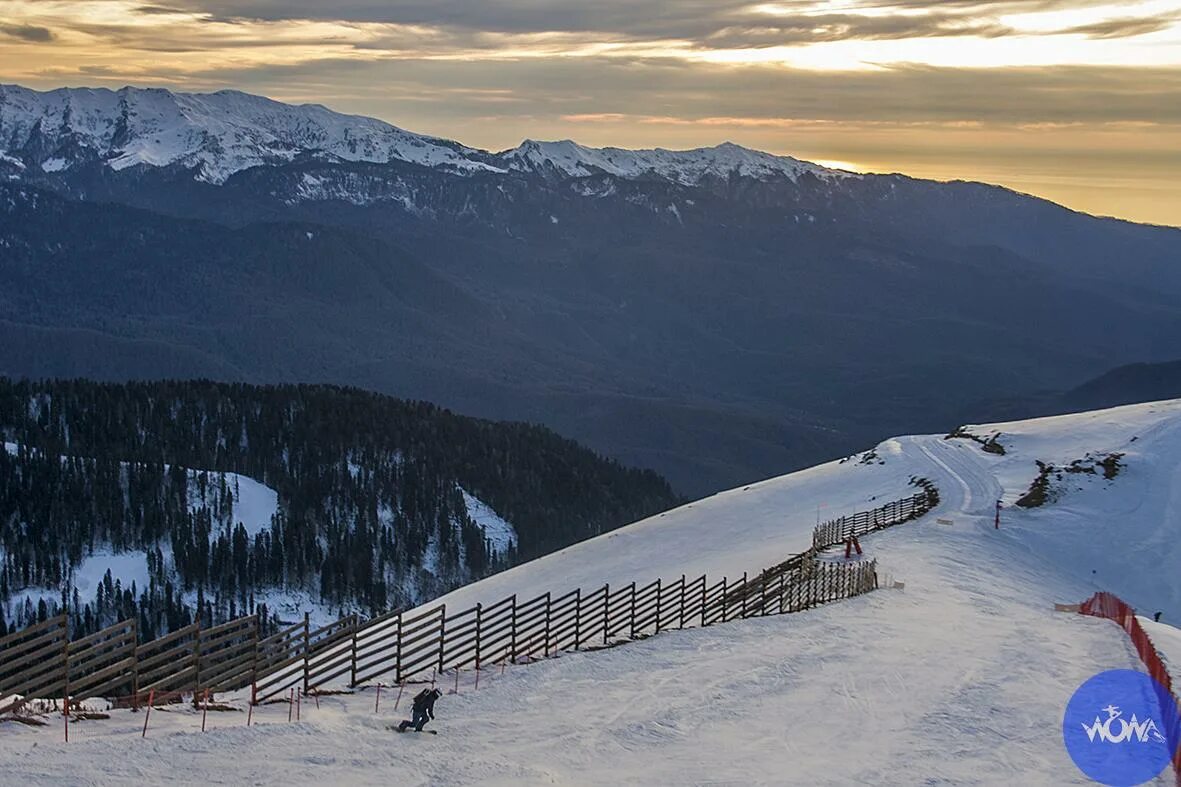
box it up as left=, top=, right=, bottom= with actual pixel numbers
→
left=1079, top=591, right=1181, bottom=786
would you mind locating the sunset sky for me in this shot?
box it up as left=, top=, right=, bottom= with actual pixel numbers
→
left=1, top=0, right=1178, bottom=226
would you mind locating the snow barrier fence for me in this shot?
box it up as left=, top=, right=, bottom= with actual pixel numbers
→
left=1, top=485, right=937, bottom=714
left=1078, top=591, right=1181, bottom=787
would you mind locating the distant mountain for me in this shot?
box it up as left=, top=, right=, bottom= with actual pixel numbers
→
left=0, top=84, right=496, bottom=183
left=499, top=139, right=843, bottom=184
left=1061, top=361, right=1181, bottom=412
left=0, top=379, right=678, bottom=638
left=2, top=84, right=1181, bottom=495
left=0, top=84, right=843, bottom=187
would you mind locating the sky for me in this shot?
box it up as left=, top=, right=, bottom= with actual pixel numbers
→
left=1, top=0, right=1179, bottom=226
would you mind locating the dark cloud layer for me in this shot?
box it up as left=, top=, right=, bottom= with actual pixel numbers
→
left=189, top=56, right=1181, bottom=128
left=1063, top=14, right=1181, bottom=39
left=145, top=0, right=1180, bottom=46
left=0, top=24, right=53, bottom=42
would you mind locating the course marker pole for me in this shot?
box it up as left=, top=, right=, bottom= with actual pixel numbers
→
left=142, top=690, right=155, bottom=738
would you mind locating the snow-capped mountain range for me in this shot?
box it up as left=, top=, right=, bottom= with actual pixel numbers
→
left=0, top=84, right=848, bottom=186
left=4, top=82, right=1181, bottom=501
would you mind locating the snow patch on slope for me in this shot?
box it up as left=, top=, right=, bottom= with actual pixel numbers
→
left=461, top=489, right=517, bottom=554
left=202, top=472, right=279, bottom=539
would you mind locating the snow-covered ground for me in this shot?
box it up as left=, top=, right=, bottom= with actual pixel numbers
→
left=1144, top=617, right=1181, bottom=689
left=2, top=399, right=1180, bottom=785
left=461, top=489, right=518, bottom=554
left=218, top=474, right=280, bottom=539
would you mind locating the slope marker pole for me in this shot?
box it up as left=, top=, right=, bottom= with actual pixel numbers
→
left=142, top=690, right=155, bottom=738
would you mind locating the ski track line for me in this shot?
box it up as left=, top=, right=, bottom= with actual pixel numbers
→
left=915, top=437, right=974, bottom=513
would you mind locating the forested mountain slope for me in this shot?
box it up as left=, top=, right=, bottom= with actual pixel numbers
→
left=0, top=379, right=678, bottom=638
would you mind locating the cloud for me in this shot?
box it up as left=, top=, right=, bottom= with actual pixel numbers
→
left=177, top=55, right=1181, bottom=130
left=1060, top=14, right=1181, bottom=39
left=0, top=24, right=53, bottom=42
left=700, top=13, right=1013, bottom=48
left=134, top=4, right=191, bottom=13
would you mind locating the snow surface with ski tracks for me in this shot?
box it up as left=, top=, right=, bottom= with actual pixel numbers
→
left=3, top=400, right=1181, bottom=785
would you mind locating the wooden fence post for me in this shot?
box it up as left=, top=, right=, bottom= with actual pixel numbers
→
left=62, top=623, right=69, bottom=741
left=475, top=603, right=483, bottom=669
left=573, top=590, right=581, bottom=649
left=544, top=593, right=552, bottom=657
left=438, top=604, right=447, bottom=674
left=193, top=618, right=202, bottom=696
left=741, top=572, right=748, bottom=618
left=602, top=585, right=609, bottom=645
left=679, top=574, right=687, bottom=629
left=721, top=576, right=728, bottom=623
left=510, top=595, right=518, bottom=663
left=654, top=578, right=663, bottom=633
left=806, top=563, right=816, bottom=609
left=247, top=616, right=257, bottom=709
left=350, top=615, right=359, bottom=687
left=629, top=582, right=637, bottom=639
left=302, top=612, right=311, bottom=696
left=395, top=612, right=404, bottom=683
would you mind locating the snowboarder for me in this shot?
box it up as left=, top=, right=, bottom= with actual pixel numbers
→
left=397, top=688, right=442, bottom=732
left=1154, top=611, right=1162, bottom=622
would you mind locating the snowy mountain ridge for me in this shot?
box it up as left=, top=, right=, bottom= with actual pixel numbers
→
left=500, top=138, right=850, bottom=183
left=0, top=84, right=850, bottom=186
left=0, top=84, right=498, bottom=184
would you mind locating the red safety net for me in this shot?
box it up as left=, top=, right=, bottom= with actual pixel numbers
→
left=1079, top=591, right=1181, bottom=786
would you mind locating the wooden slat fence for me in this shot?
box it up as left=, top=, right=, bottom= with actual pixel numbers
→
left=0, top=614, right=69, bottom=715
left=1, top=487, right=934, bottom=713
left=812, top=484, right=938, bottom=551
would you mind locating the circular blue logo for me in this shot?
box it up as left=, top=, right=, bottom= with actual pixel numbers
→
left=1063, top=669, right=1181, bottom=786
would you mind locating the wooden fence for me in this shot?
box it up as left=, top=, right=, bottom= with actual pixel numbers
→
left=1, top=485, right=936, bottom=713
left=811, top=488, right=935, bottom=551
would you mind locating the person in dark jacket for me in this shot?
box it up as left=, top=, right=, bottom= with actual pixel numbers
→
left=398, top=688, right=442, bottom=732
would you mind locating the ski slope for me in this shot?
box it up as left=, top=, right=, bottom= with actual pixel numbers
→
left=430, top=397, right=1181, bottom=619
left=3, top=400, right=1181, bottom=785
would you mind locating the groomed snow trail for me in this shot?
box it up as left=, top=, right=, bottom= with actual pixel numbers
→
left=3, top=400, right=1180, bottom=785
